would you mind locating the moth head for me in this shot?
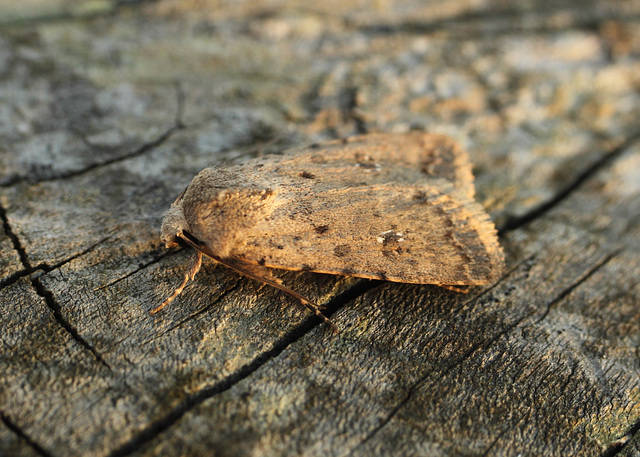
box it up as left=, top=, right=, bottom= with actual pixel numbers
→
left=161, top=203, right=189, bottom=248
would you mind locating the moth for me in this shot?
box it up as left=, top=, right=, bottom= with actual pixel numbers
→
left=153, top=132, right=504, bottom=331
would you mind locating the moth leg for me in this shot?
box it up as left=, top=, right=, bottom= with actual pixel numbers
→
left=151, top=251, right=203, bottom=314
left=438, top=284, right=469, bottom=293
left=216, top=257, right=337, bottom=332
left=171, top=233, right=337, bottom=331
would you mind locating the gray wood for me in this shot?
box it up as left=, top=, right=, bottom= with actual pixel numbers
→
left=1, top=1, right=639, bottom=456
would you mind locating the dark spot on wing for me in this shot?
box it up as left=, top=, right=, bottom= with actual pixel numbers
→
left=356, top=162, right=379, bottom=170
left=299, top=171, right=316, bottom=179
left=419, top=145, right=454, bottom=177
left=382, top=248, right=403, bottom=258
left=377, top=271, right=388, bottom=280
left=333, top=244, right=351, bottom=257
left=302, top=264, right=313, bottom=271
left=353, top=152, right=381, bottom=172
left=288, top=205, right=312, bottom=220
left=277, top=245, right=284, bottom=250
left=258, top=258, right=266, bottom=266
left=341, top=267, right=356, bottom=275
left=412, top=190, right=428, bottom=203
left=314, top=225, right=330, bottom=234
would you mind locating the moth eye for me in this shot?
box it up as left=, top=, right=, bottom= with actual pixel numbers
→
left=175, top=236, right=191, bottom=249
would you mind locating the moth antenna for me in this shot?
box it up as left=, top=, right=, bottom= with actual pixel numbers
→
left=151, top=251, right=203, bottom=314
left=168, top=232, right=338, bottom=331
left=215, top=256, right=339, bottom=333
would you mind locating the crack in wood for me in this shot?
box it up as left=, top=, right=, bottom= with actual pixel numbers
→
left=0, top=202, right=31, bottom=269
left=94, top=247, right=171, bottom=292
left=0, top=267, right=35, bottom=291
left=353, top=306, right=539, bottom=450
left=0, top=410, right=53, bottom=457
left=0, top=236, right=110, bottom=291
left=0, top=83, right=185, bottom=188
left=602, top=419, right=640, bottom=457
left=352, top=251, right=622, bottom=452
left=30, top=276, right=112, bottom=371
left=356, top=5, right=625, bottom=40
left=351, top=263, right=553, bottom=451
left=107, top=279, right=380, bottom=457
left=499, top=131, right=640, bottom=235
left=532, top=249, right=620, bottom=326
left=159, top=280, right=243, bottom=336
left=0, top=202, right=112, bottom=370
left=0, top=123, right=182, bottom=188
left=351, top=300, right=534, bottom=448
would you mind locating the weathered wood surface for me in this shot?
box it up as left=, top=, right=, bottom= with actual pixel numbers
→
left=1, top=1, right=639, bottom=456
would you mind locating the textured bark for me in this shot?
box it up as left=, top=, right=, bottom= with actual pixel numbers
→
left=1, top=1, right=639, bottom=456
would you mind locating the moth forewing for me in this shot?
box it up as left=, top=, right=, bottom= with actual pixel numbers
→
left=237, top=182, right=502, bottom=285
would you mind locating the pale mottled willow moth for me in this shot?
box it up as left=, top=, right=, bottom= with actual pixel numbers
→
left=154, top=132, right=504, bottom=331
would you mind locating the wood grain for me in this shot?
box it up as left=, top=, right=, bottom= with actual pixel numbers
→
left=0, top=1, right=638, bottom=456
